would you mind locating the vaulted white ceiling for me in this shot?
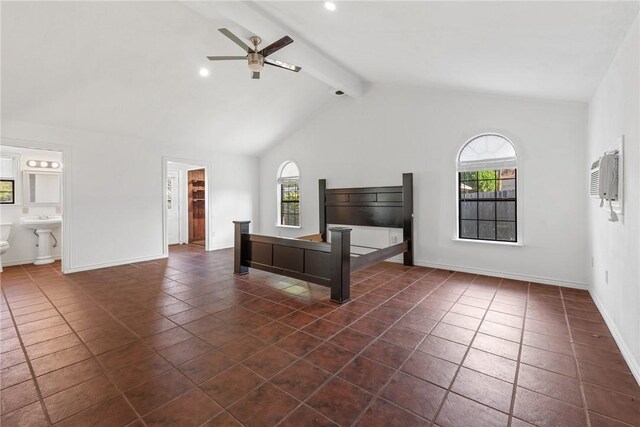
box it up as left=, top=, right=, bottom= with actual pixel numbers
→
left=1, top=1, right=335, bottom=155
left=2, top=1, right=638, bottom=156
left=258, top=0, right=639, bottom=101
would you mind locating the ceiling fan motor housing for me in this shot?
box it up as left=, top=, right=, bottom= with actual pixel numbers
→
left=209, top=29, right=300, bottom=77
left=248, top=52, right=264, bottom=72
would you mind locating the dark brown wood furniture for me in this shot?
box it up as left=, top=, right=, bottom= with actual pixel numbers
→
left=234, top=173, right=413, bottom=303
left=188, top=169, right=206, bottom=245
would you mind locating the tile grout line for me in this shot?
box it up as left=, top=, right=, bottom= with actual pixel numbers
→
left=58, top=263, right=249, bottom=426
left=189, top=264, right=408, bottom=425
left=560, top=287, right=593, bottom=427
left=59, top=256, right=327, bottom=426
left=506, top=280, right=530, bottom=427
left=2, top=247, right=297, bottom=423
left=7, top=258, right=492, bottom=427
left=271, top=267, right=419, bottom=425
left=18, top=263, right=155, bottom=426
left=350, top=269, right=524, bottom=423
left=56, top=253, right=385, bottom=425
left=428, top=277, right=505, bottom=426
left=70, top=255, right=290, bottom=425
left=275, top=265, right=442, bottom=426
left=26, top=264, right=190, bottom=425
left=6, top=251, right=615, bottom=427
left=348, top=272, right=478, bottom=427
left=0, top=265, right=55, bottom=426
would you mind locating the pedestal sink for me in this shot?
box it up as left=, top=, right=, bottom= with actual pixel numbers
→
left=20, top=216, right=62, bottom=265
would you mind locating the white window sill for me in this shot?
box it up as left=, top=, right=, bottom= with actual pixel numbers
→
left=275, top=224, right=301, bottom=229
left=452, top=238, right=523, bottom=247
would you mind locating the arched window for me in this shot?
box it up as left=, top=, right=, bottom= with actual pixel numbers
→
left=457, top=134, right=517, bottom=242
left=277, top=161, right=300, bottom=226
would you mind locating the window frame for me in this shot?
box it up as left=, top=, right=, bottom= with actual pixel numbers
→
left=454, top=133, right=523, bottom=246
left=276, top=160, right=301, bottom=228
left=0, top=153, right=21, bottom=205
left=457, top=169, right=517, bottom=242
left=0, top=179, right=15, bottom=204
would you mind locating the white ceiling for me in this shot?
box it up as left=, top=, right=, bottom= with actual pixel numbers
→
left=2, top=1, right=638, bottom=156
left=259, top=1, right=639, bottom=102
left=1, top=1, right=334, bottom=155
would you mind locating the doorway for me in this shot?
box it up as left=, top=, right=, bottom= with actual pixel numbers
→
left=187, top=168, right=206, bottom=246
left=0, top=144, right=64, bottom=270
left=164, top=159, right=209, bottom=253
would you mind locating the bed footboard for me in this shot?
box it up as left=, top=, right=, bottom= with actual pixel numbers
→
left=232, top=172, right=414, bottom=304
left=233, top=221, right=353, bottom=303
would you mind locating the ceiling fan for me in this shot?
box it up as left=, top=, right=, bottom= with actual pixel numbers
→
left=207, top=28, right=302, bottom=79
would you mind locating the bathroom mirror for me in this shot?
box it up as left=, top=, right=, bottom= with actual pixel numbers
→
left=23, top=171, right=61, bottom=205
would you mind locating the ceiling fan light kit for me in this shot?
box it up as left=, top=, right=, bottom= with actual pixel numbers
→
left=247, top=36, right=264, bottom=72
left=208, top=28, right=301, bottom=79
left=247, top=53, right=264, bottom=72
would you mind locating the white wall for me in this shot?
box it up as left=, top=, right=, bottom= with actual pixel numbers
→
left=259, top=84, right=589, bottom=287
left=0, top=146, right=63, bottom=265
left=588, top=14, right=640, bottom=380
left=1, top=120, right=259, bottom=272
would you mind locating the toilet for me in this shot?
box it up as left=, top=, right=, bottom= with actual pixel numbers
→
left=0, top=223, right=12, bottom=273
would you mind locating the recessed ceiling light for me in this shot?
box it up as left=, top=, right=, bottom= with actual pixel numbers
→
left=199, top=68, right=210, bottom=77
left=324, top=1, right=336, bottom=11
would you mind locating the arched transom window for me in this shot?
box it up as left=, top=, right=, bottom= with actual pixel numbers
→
left=457, top=134, right=517, bottom=242
left=277, top=161, right=300, bottom=227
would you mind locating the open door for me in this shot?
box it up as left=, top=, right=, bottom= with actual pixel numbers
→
left=188, top=169, right=206, bottom=245
left=167, top=170, right=181, bottom=245
left=164, top=159, right=208, bottom=254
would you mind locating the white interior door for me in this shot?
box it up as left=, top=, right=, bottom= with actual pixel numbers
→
left=167, top=170, right=181, bottom=245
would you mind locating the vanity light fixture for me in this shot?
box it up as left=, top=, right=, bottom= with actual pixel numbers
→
left=26, top=160, right=61, bottom=169
left=324, top=1, right=336, bottom=11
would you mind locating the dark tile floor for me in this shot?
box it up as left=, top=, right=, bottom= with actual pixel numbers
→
left=1, top=245, right=638, bottom=426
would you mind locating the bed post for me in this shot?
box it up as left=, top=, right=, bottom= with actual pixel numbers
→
left=402, top=173, right=414, bottom=266
left=233, top=221, right=250, bottom=275
left=319, top=179, right=327, bottom=241
left=329, top=227, right=351, bottom=303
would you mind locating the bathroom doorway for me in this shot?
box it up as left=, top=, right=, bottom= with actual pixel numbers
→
left=163, top=159, right=209, bottom=253
left=0, top=144, right=65, bottom=271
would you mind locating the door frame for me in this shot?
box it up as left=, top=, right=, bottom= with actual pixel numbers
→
left=162, top=156, right=211, bottom=255
left=0, top=137, right=72, bottom=273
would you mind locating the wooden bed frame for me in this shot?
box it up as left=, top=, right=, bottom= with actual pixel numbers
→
left=233, top=173, right=413, bottom=303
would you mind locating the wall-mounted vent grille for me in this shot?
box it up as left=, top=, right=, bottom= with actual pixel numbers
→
left=590, top=158, right=600, bottom=197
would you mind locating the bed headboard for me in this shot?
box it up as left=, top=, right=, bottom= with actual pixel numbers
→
left=318, top=173, right=413, bottom=254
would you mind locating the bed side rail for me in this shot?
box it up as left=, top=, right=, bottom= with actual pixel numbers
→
left=350, top=241, right=409, bottom=273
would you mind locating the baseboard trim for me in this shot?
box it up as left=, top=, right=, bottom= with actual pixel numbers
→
left=589, top=291, right=640, bottom=385
left=409, top=259, right=589, bottom=290
left=2, top=256, right=62, bottom=267
left=64, top=254, right=168, bottom=274
left=208, top=245, right=233, bottom=251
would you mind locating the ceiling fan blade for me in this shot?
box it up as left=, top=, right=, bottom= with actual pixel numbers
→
left=264, top=57, right=302, bottom=72
left=252, top=71, right=260, bottom=79
left=259, top=36, right=293, bottom=57
left=207, top=56, right=246, bottom=61
left=218, top=28, right=252, bottom=53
